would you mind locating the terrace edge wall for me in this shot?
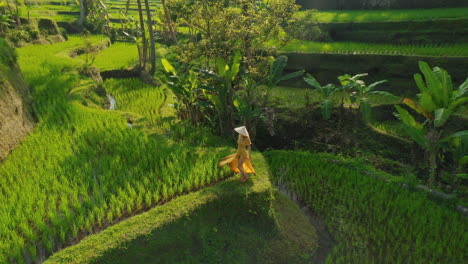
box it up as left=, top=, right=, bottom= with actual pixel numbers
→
left=321, top=19, right=468, bottom=44
left=0, top=44, right=34, bottom=161
left=297, top=0, right=468, bottom=10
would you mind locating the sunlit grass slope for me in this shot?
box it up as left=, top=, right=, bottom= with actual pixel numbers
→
left=0, top=35, right=232, bottom=263
left=265, top=151, right=468, bottom=263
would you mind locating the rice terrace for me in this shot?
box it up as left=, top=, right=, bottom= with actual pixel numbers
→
left=0, top=0, right=467, bottom=263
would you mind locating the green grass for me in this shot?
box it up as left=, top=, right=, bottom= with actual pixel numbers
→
left=89, top=42, right=139, bottom=70
left=0, top=35, right=233, bottom=263
left=300, top=7, right=468, bottom=23
left=279, top=40, right=468, bottom=57
left=264, top=150, right=468, bottom=263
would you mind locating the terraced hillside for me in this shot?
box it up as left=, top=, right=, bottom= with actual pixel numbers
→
left=280, top=8, right=468, bottom=96
left=0, top=33, right=321, bottom=263
left=0, top=36, right=233, bottom=263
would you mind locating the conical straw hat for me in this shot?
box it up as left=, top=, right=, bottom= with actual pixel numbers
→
left=234, top=126, right=250, bottom=137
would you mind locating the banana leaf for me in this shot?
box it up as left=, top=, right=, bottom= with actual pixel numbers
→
left=394, top=105, right=424, bottom=131
left=453, top=78, right=468, bottom=100
left=365, top=80, right=387, bottom=92
left=321, top=99, right=332, bottom=120
left=304, top=74, right=322, bottom=89
left=440, top=130, right=468, bottom=143
left=434, top=108, right=451, bottom=128
left=162, top=59, right=176, bottom=76
left=402, top=98, right=434, bottom=120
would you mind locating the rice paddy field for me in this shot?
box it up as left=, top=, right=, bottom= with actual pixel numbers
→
left=2, top=2, right=468, bottom=264
left=89, top=42, right=138, bottom=70
left=299, top=7, right=468, bottom=23
left=279, top=40, right=468, bottom=57
left=20, top=3, right=78, bottom=22
left=0, top=35, right=233, bottom=263
left=265, top=151, right=468, bottom=263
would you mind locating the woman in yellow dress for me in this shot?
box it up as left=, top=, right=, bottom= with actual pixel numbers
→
left=219, top=126, right=256, bottom=182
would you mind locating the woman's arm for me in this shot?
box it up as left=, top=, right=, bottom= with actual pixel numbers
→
left=247, top=145, right=252, bottom=160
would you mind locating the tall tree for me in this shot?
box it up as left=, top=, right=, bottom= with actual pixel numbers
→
left=135, top=0, right=147, bottom=71
left=78, top=0, right=86, bottom=25
left=144, top=0, right=156, bottom=75
left=161, top=0, right=178, bottom=44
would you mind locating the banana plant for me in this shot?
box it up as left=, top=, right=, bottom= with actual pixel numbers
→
left=233, top=56, right=303, bottom=139
left=263, top=56, right=304, bottom=89
left=161, top=58, right=207, bottom=124
left=404, top=61, right=468, bottom=128
left=303, top=74, right=340, bottom=120
left=196, top=51, right=242, bottom=135
left=394, top=61, right=468, bottom=184
left=339, top=73, right=399, bottom=122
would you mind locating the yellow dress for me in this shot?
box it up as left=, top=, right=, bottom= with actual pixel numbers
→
left=219, top=135, right=256, bottom=174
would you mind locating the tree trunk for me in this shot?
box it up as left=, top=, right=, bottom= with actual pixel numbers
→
left=14, top=1, right=21, bottom=26
left=78, top=0, right=86, bottom=25
left=5, top=0, right=14, bottom=16
left=161, top=0, right=178, bottom=44
left=136, top=0, right=147, bottom=71
left=144, top=0, right=156, bottom=75
left=427, top=128, right=442, bottom=185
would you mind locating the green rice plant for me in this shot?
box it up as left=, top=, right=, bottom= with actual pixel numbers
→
left=278, top=40, right=468, bottom=57
left=265, top=150, right=468, bottom=263
left=89, top=42, right=139, bottom=70
left=298, top=7, right=468, bottom=23
left=1, top=34, right=232, bottom=262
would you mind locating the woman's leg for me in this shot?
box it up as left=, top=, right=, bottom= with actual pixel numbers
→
left=238, top=157, right=248, bottom=182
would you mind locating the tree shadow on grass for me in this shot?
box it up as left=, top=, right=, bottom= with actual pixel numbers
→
left=90, top=182, right=275, bottom=264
